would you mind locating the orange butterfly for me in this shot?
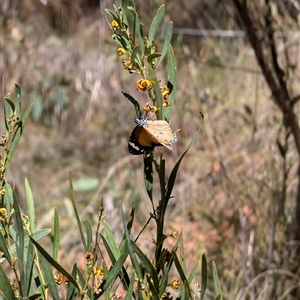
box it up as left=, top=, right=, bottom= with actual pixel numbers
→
left=128, top=118, right=177, bottom=155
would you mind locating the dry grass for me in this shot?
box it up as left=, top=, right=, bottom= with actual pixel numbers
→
left=1, top=0, right=300, bottom=298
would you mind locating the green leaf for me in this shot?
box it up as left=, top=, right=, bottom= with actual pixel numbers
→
left=148, top=68, right=163, bottom=119
left=212, top=261, right=223, bottom=300
left=143, top=156, right=153, bottom=201
left=25, top=178, right=35, bottom=233
left=104, top=8, right=119, bottom=21
left=75, top=264, right=91, bottom=298
left=39, top=252, right=60, bottom=299
left=171, top=250, right=192, bottom=298
left=115, top=0, right=122, bottom=9
left=112, top=33, right=131, bottom=50
left=121, top=208, right=142, bottom=279
left=124, top=273, right=135, bottom=300
left=95, top=245, right=128, bottom=298
left=148, top=4, right=165, bottom=42
left=163, top=46, right=177, bottom=121
left=200, top=253, right=207, bottom=300
left=127, top=6, right=144, bottom=57
left=101, top=236, right=131, bottom=291
left=130, top=45, right=140, bottom=67
left=52, top=208, right=60, bottom=261
left=8, top=229, right=51, bottom=260
left=15, top=83, right=22, bottom=115
left=126, top=206, right=135, bottom=235
left=13, top=192, right=26, bottom=295
left=3, top=96, right=14, bottom=131
left=158, top=258, right=173, bottom=297
left=147, top=52, right=162, bottom=65
left=157, top=21, right=173, bottom=67
left=30, top=237, right=80, bottom=290
left=25, top=240, right=35, bottom=296
left=69, top=171, right=87, bottom=250
left=147, top=276, right=160, bottom=300
left=83, top=219, right=93, bottom=253
left=187, top=261, right=200, bottom=284
left=66, top=264, right=79, bottom=300
left=165, top=112, right=204, bottom=202
left=0, top=264, right=16, bottom=299
left=5, top=103, right=33, bottom=168
left=102, top=221, right=121, bottom=259
left=0, top=230, right=12, bottom=265
left=130, top=240, right=159, bottom=288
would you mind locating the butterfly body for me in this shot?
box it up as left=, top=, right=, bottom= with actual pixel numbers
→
left=128, top=118, right=177, bottom=155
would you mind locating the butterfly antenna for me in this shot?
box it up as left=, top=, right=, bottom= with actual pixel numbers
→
left=122, top=91, right=142, bottom=119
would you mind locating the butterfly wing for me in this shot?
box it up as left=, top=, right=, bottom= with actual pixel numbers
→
left=128, top=125, right=161, bottom=155
left=145, top=120, right=177, bottom=150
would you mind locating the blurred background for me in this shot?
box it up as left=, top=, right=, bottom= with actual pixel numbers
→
left=1, top=0, right=300, bottom=298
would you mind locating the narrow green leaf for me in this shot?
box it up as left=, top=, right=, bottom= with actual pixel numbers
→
left=143, top=156, right=153, bottom=201
left=39, top=252, right=60, bottom=299
left=115, top=0, right=122, bottom=9
left=148, top=4, right=165, bottom=42
left=30, top=237, right=80, bottom=290
left=126, top=206, right=135, bottom=234
left=25, top=240, right=35, bottom=296
left=83, top=219, right=93, bottom=253
left=0, top=230, right=12, bottom=265
left=165, top=112, right=204, bottom=202
left=66, top=264, right=79, bottom=300
left=130, top=45, right=140, bottom=66
left=52, top=208, right=60, bottom=261
left=75, top=264, right=91, bottom=298
left=130, top=240, right=159, bottom=288
left=25, top=178, right=35, bottom=233
left=187, top=261, right=200, bottom=284
left=104, top=8, right=119, bottom=21
left=137, top=280, right=143, bottom=300
left=121, top=207, right=142, bottom=279
left=13, top=193, right=26, bottom=295
left=28, top=293, right=42, bottom=299
left=5, top=103, right=33, bottom=168
left=102, top=221, right=121, bottom=259
left=148, top=68, right=163, bottom=119
left=124, top=273, right=135, bottom=300
left=32, top=265, right=46, bottom=298
left=163, top=46, right=177, bottom=121
left=69, top=171, right=87, bottom=250
left=8, top=229, right=51, bottom=259
left=15, top=83, right=22, bottom=115
left=171, top=251, right=192, bottom=298
left=113, top=32, right=132, bottom=50
left=3, top=96, right=14, bottom=130
left=4, top=182, right=13, bottom=212
left=179, top=234, right=186, bottom=274
left=158, top=258, right=173, bottom=297
left=200, top=253, right=207, bottom=300
left=157, top=21, right=173, bottom=67
left=100, top=235, right=131, bottom=290
left=212, top=261, right=223, bottom=300
left=0, top=264, right=16, bottom=299
left=147, top=52, right=162, bottom=65
left=95, top=247, right=128, bottom=298
left=147, top=276, right=160, bottom=300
